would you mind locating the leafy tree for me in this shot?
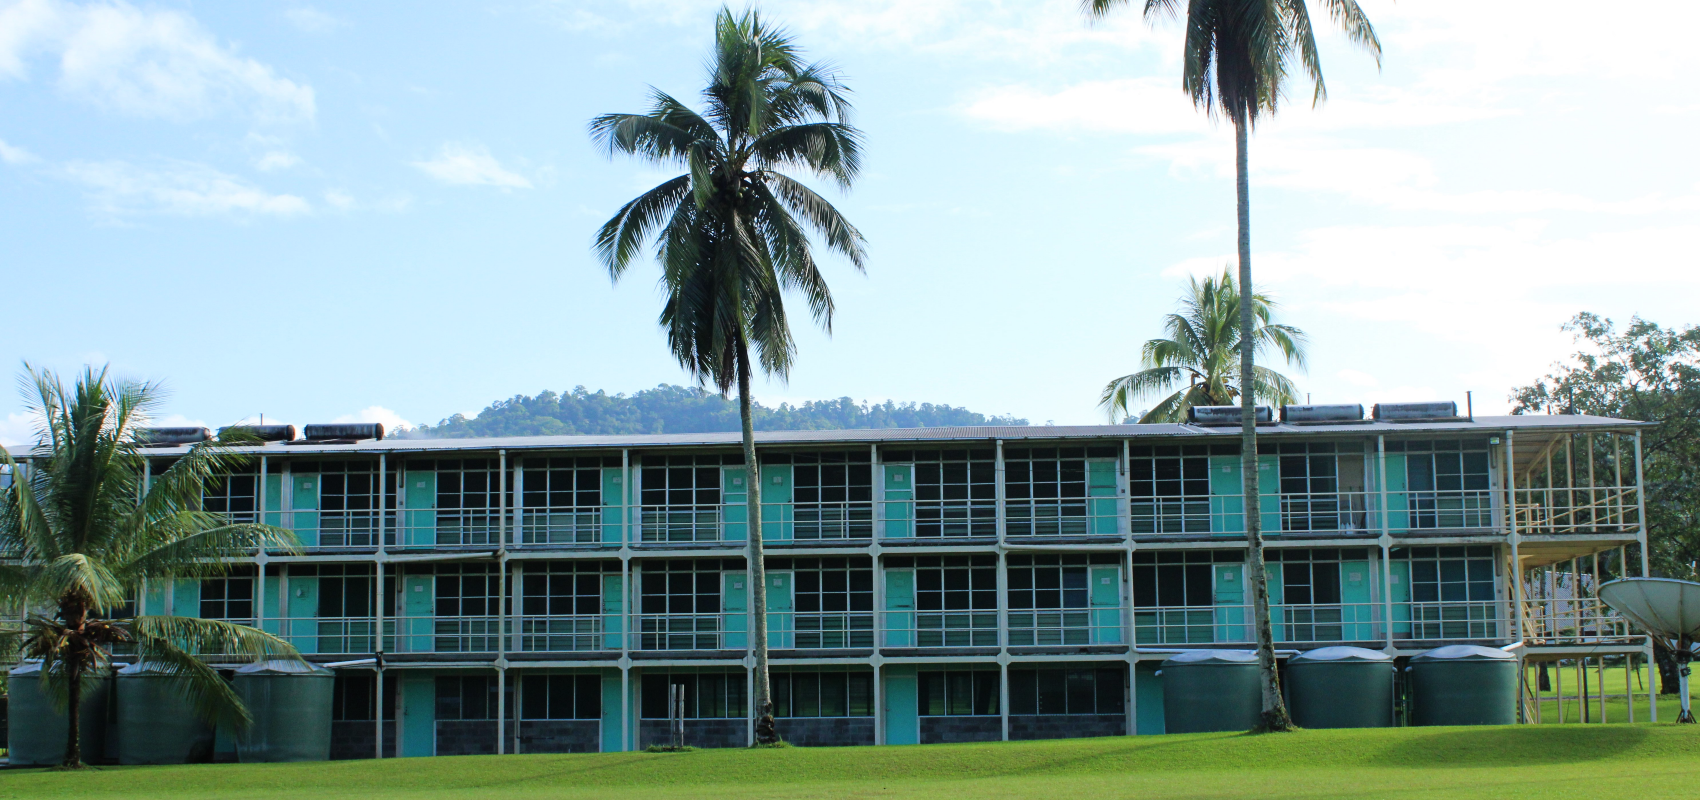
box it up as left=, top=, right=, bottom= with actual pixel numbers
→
left=590, top=8, right=866, bottom=745
left=1083, top=0, right=1379, bottom=731
left=1101, top=269, right=1305, bottom=423
left=0, top=366, right=299, bottom=768
left=403, top=385, right=1027, bottom=438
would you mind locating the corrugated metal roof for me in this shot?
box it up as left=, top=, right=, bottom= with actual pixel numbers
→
left=107, top=414, right=1650, bottom=456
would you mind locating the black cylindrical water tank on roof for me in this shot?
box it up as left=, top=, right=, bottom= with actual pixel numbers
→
left=1281, top=404, right=1365, bottom=423
left=136, top=427, right=212, bottom=445
left=218, top=424, right=298, bottom=442
left=1187, top=406, right=1273, bottom=426
left=302, top=423, right=385, bottom=441
left=1161, top=650, right=1262, bottom=733
left=6, top=661, right=112, bottom=766
left=1286, top=646, right=1393, bottom=728
left=1372, top=401, right=1459, bottom=421
left=233, top=660, right=335, bottom=762
left=1409, top=645, right=1518, bottom=726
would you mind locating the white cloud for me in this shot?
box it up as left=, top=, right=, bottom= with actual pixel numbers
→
left=254, top=150, right=300, bottom=172
left=0, top=137, right=38, bottom=164
left=334, top=405, right=412, bottom=432
left=0, top=0, right=315, bottom=123
left=0, top=411, right=38, bottom=448
left=283, top=6, right=343, bottom=33
left=63, top=159, right=311, bottom=218
left=1336, top=368, right=1378, bottom=388
left=411, top=143, right=532, bottom=189
left=323, top=188, right=353, bottom=209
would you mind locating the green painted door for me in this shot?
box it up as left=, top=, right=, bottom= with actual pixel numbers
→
left=602, top=574, right=624, bottom=650
left=263, top=473, right=283, bottom=527
left=405, top=471, right=436, bottom=546
left=1214, top=563, right=1246, bottom=642
left=1090, top=566, right=1122, bottom=644
left=399, top=674, right=435, bottom=757
left=722, top=468, right=748, bottom=542
left=173, top=579, right=200, bottom=618
left=291, top=472, right=319, bottom=547
left=1135, top=662, right=1165, bottom=734
left=722, top=571, right=748, bottom=649
left=882, top=464, right=913, bottom=538
left=1087, top=460, right=1119, bottom=534
left=1389, top=560, right=1412, bottom=637
left=767, top=571, right=793, bottom=648
left=883, top=666, right=918, bottom=745
left=884, top=569, right=914, bottom=647
left=288, top=575, right=319, bottom=655
left=401, top=574, right=433, bottom=652
left=600, top=468, right=625, bottom=544
left=1340, top=559, right=1373, bottom=640
left=599, top=670, right=624, bottom=752
left=1208, top=456, right=1241, bottom=535
left=761, top=465, right=793, bottom=541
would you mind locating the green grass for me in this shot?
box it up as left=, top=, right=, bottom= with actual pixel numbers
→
left=4, top=724, right=1700, bottom=800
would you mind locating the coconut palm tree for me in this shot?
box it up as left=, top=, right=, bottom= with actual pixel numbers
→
left=590, top=8, right=866, bottom=745
left=0, top=365, right=300, bottom=767
left=1101, top=269, right=1306, bottom=423
left=1083, top=0, right=1379, bottom=731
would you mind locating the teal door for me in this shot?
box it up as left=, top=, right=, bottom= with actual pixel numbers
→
left=405, top=471, right=436, bottom=546
left=882, top=464, right=913, bottom=538
left=884, top=570, right=914, bottom=647
left=1214, top=563, right=1246, bottom=642
left=1089, top=566, right=1122, bottom=644
left=399, top=674, right=435, bottom=757
left=400, top=574, right=433, bottom=652
left=722, top=571, right=748, bottom=650
left=883, top=666, right=918, bottom=745
left=291, top=472, right=319, bottom=547
left=601, top=574, right=625, bottom=650
left=767, top=572, right=793, bottom=647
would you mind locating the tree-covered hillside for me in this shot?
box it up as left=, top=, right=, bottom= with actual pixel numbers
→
left=401, top=385, right=1028, bottom=438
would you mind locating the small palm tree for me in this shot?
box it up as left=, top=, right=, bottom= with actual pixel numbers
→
left=590, top=8, right=866, bottom=745
left=0, top=366, right=300, bottom=768
left=1102, top=270, right=1306, bottom=423
left=1084, top=0, right=1379, bottom=731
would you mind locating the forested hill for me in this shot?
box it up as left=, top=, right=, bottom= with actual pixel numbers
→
left=400, top=385, right=1028, bottom=438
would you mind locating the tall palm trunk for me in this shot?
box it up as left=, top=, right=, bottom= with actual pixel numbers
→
left=736, top=337, right=777, bottom=744
left=1235, top=116, right=1293, bottom=732
left=61, top=598, right=87, bottom=767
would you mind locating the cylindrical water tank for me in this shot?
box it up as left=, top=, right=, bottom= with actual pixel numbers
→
left=1409, top=645, right=1517, bottom=726
left=1287, top=646, right=1393, bottom=729
left=6, top=662, right=111, bottom=766
left=233, top=660, right=335, bottom=762
left=1161, top=650, right=1262, bottom=733
left=116, top=661, right=215, bottom=764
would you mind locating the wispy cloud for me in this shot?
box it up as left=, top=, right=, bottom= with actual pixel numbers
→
left=411, top=142, right=532, bottom=189
left=63, top=159, right=311, bottom=218
left=283, top=6, right=344, bottom=33
left=0, top=137, right=38, bottom=164
left=0, top=0, right=315, bottom=123
left=254, top=150, right=300, bottom=172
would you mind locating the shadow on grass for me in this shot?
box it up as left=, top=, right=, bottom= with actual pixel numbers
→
left=1368, top=725, right=1652, bottom=768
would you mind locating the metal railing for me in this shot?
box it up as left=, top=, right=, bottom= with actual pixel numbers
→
left=768, top=611, right=874, bottom=648
left=882, top=610, right=999, bottom=647
left=1133, top=603, right=1392, bottom=645
left=633, top=613, right=738, bottom=650
left=1523, top=596, right=1635, bottom=644
left=1398, top=600, right=1503, bottom=641
left=1514, top=484, right=1641, bottom=535
left=640, top=506, right=722, bottom=543
left=913, top=500, right=998, bottom=538
left=1004, top=500, right=1120, bottom=537
left=1007, top=607, right=1124, bottom=645
left=788, top=502, right=875, bottom=540
left=1129, top=490, right=1500, bottom=536
left=519, top=510, right=604, bottom=545
left=516, top=614, right=615, bottom=651
left=390, top=615, right=503, bottom=653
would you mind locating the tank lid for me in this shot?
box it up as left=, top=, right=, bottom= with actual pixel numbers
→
left=1291, top=646, right=1391, bottom=663
left=1162, top=649, right=1259, bottom=665
left=234, top=659, right=333, bottom=676
left=1410, top=644, right=1515, bottom=662
left=8, top=659, right=44, bottom=676
left=119, top=661, right=185, bottom=675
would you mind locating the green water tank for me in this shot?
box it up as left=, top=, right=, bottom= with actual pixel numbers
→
left=1409, top=645, right=1517, bottom=726
left=1161, top=650, right=1262, bottom=733
left=1287, top=646, right=1393, bottom=728
left=6, top=662, right=111, bottom=766
left=233, top=660, right=335, bottom=762
left=116, top=661, right=216, bottom=764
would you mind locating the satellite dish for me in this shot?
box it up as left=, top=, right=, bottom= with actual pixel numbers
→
left=1598, top=577, right=1700, bottom=723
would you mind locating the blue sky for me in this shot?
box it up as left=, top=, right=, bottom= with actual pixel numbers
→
left=2, top=0, right=1696, bottom=443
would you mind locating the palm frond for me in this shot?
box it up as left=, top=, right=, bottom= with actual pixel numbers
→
left=131, top=616, right=302, bottom=729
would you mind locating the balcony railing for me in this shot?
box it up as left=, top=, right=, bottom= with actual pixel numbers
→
left=1007, top=607, right=1124, bottom=645
left=390, top=615, right=502, bottom=653
left=1134, top=603, right=1391, bottom=645
left=769, top=611, right=874, bottom=648
left=516, top=614, right=617, bottom=651
left=1130, top=490, right=1500, bottom=537
left=1004, top=500, right=1119, bottom=537
left=264, top=617, right=377, bottom=654
left=913, top=500, right=998, bottom=538
left=1514, top=485, right=1641, bottom=536
left=882, top=610, right=999, bottom=647
left=519, top=509, right=604, bottom=545
left=633, top=613, right=739, bottom=650
left=1523, top=596, right=1636, bottom=644
left=788, top=502, right=874, bottom=540
left=640, top=506, right=722, bottom=543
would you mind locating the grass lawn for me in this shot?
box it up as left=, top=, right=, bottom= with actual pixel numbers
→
left=3, top=724, right=1699, bottom=800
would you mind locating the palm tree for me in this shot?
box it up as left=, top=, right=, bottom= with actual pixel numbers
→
left=1083, top=0, right=1379, bottom=731
left=1101, top=269, right=1306, bottom=423
left=590, top=8, right=866, bottom=745
left=0, top=365, right=300, bottom=767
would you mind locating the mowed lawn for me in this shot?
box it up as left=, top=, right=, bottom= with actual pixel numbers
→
left=4, top=724, right=1700, bottom=800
